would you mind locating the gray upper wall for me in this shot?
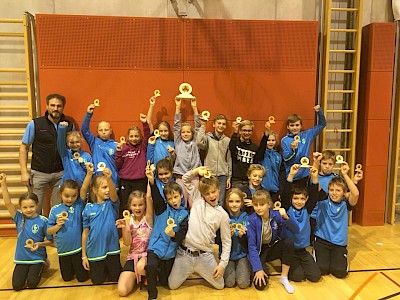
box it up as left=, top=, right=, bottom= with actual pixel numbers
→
left=2, top=0, right=395, bottom=25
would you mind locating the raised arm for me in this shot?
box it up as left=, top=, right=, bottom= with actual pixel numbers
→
left=146, top=96, right=156, bottom=134
left=0, top=174, right=16, bottom=218
left=340, top=162, right=359, bottom=206
left=103, top=168, right=118, bottom=202
left=57, top=122, right=69, bottom=159
left=81, top=104, right=96, bottom=147
left=306, top=166, right=320, bottom=213
left=196, top=120, right=208, bottom=150
left=80, top=163, right=94, bottom=200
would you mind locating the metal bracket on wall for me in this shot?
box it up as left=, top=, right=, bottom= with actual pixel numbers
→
left=171, top=0, right=189, bottom=17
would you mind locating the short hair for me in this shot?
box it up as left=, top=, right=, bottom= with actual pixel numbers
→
left=66, top=131, right=82, bottom=143
left=19, top=192, right=39, bottom=206
left=163, top=182, right=182, bottom=198
left=198, top=175, right=220, bottom=196
left=328, top=177, right=347, bottom=192
left=156, top=157, right=174, bottom=173
left=127, top=190, right=146, bottom=208
left=286, top=114, right=302, bottom=126
left=60, top=180, right=80, bottom=194
left=127, top=126, right=143, bottom=140
left=213, top=114, right=227, bottom=123
left=224, top=188, right=244, bottom=210
left=181, top=122, right=195, bottom=136
left=239, top=120, right=254, bottom=130
left=252, top=190, right=273, bottom=207
left=247, top=164, right=266, bottom=177
left=291, top=184, right=308, bottom=199
left=321, top=150, right=336, bottom=162
left=46, top=93, right=66, bottom=106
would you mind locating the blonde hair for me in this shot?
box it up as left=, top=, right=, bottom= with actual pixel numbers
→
left=252, top=190, right=273, bottom=207
left=239, top=120, right=254, bottom=130
left=66, top=131, right=82, bottom=143
left=247, top=164, right=266, bottom=177
left=198, top=176, right=220, bottom=196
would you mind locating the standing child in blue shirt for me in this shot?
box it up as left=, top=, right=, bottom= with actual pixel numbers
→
left=145, top=166, right=189, bottom=300
left=173, top=97, right=202, bottom=209
left=81, top=166, right=121, bottom=284
left=259, top=125, right=286, bottom=202
left=281, top=164, right=321, bottom=282
left=247, top=190, right=298, bottom=294
left=47, top=176, right=91, bottom=282
left=313, top=161, right=359, bottom=278
left=81, top=103, right=119, bottom=187
left=57, top=121, right=92, bottom=186
left=281, top=105, right=326, bottom=186
left=1, top=173, right=52, bottom=291
left=223, top=188, right=251, bottom=289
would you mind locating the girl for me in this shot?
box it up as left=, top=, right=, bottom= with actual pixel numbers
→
left=0, top=173, right=52, bottom=291
left=173, top=97, right=202, bottom=209
left=223, top=188, right=251, bottom=289
left=47, top=172, right=92, bottom=282
left=81, top=166, right=122, bottom=285
left=146, top=96, right=175, bottom=166
left=247, top=189, right=298, bottom=294
left=259, top=126, right=286, bottom=202
left=116, top=190, right=153, bottom=297
left=57, top=121, right=92, bottom=186
left=115, top=113, right=150, bottom=209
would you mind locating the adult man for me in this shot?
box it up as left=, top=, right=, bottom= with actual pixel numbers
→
left=19, top=94, right=73, bottom=213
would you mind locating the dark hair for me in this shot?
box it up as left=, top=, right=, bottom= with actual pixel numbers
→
left=163, top=182, right=182, bottom=198
left=19, top=192, right=39, bottom=206
left=291, top=184, right=308, bottom=199
left=46, top=93, right=66, bottom=106
left=60, top=180, right=80, bottom=194
left=286, top=114, right=302, bottom=126
left=321, top=149, right=336, bottom=162
left=328, top=177, right=347, bottom=192
left=213, top=114, right=228, bottom=123
left=156, top=157, right=174, bottom=173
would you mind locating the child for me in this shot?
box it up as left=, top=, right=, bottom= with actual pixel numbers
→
left=81, top=166, right=122, bottom=284
left=241, top=164, right=266, bottom=199
left=313, top=161, right=359, bottom=278
left=223, top=188, right=251, bottom=289
left=145, top=166, right=189, bottom=300
left=168, top=166, right=231, bottom=290
left=259, top=126, right=286, bottom=202
left=281, top=164, right=321, bottom=282
left=1, top=173, right=52, bottom=291
left=146, top=95, right=175, bottom=166
left=115, top=113, right=151, bottom=209
left=81, top=103, right=119, bottom=187
left=197, top=113, right=232, bottom=204
left=47, top=177, right=90, bottom=282
left=57, top=122, right=92, bottom=186
left=229, top=120, right=259, bottom=189
left=173, top=98, right=202, bottom=208
left=116, top=190, right=153, bottom=297
left=247, top=189, right=298, bottom=293
left=281, top=105, right=326, bottom=185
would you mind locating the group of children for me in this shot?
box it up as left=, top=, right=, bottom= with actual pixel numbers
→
left=1, top=95, right=364, bottom=299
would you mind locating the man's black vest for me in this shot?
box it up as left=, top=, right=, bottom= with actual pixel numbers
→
left=31, top=111, right=73, bottom=173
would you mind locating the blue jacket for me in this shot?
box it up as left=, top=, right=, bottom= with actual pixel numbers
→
left=146, top=138, right=175, bottom=166
left=147, top=184, right=188, bottom=259
left=247, top=210, right=299, bottom=272
left=229, top=211, right=249, bottom=261
left=281, top=109, right=326, bottom=180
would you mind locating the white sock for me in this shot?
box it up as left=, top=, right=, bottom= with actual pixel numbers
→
left=280, top=276, right=295, bottom=294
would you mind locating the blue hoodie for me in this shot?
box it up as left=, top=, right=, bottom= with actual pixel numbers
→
left=228, top=211, right=249, bottom=260
left=146, top=137, right=175, bottom=166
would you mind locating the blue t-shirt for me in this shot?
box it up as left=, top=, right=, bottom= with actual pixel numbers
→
left=22, top=120, right=75, bottom=145
left=82, top=199, right=120, bottom=261
left=146, top=138, right=175, bottom=166
left=286, top=207, right=311, bottom=249
left=48, top=198, right=85, bottom=256
left=13, top=211, right=52, bottom=264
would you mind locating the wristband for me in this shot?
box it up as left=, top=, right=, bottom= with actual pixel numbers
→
left=81, top=256, right=87, bottom=260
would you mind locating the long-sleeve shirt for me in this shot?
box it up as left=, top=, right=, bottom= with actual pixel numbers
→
left=182, top=170, right=231, bottom=268
left=229, top=133, right=258, bottom=181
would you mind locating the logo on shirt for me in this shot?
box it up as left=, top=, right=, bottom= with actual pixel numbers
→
left=235, top=146, right=256, bottom=164
left=69, top=206, right=75, bottom=214
left=32, top=224, right=39, bottom=234
left=109, top=149, right=114, bottom=155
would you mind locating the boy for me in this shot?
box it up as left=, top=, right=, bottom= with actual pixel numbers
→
left=281, top=105, right=326, bottom=185
left=145, top=168, right=188, bottom=300
left=247, top=190, right=298, bottom=293
left=313, top=161, right=359, bottom=278
left=197, top=113, right=232, bottom=204
left=229, top=120, right=259, bottom=189
left=168, top=166, right=231, bottom=290
left=241, top=164, right=266, bottom=199
left=281, top=164, right=321, bottom=282
left=81, top=103, right=119, bottom=187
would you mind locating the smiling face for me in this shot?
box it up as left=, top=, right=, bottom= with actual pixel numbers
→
left=248, top=170, right=264, bottom=189
left=227, top=193, right=243, bottom=216
left=266, top=134, right=277, bottom=150
left=67, top=136, right=81, bottom=152
left=320, top=158, right=335, bottom=175
left=328, top=183, right=345, bottom=203
left=166, top=190, right=182, bottom=209
left=158, top=124, right=170, bottom=140
left=128, top=129, right=141, bottom=145
left=61, top=187, right=79, bottom=207
left=181, top=125, right=193, bottom=142
left=20, top=199, right=38, bottom=218
left=239, top=125, right=253, bottom=142
left=287, top=120, right=302, bottom=135
left=213, top=119, right=227, bottom=135
left=157, top=167, right=172, bottom=184
left=129, top=197, right=146, bottom=219
left=291, top=193, right=308, bottom=210
left=202, top=185, right=220, bottom=207
left=97, top=121, right=112, bottom=141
